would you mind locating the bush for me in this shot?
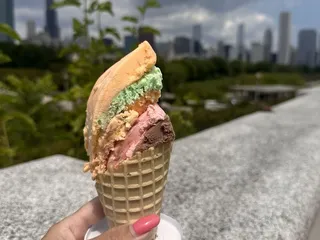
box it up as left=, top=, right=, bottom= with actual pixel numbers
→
left=192, top=103, right=259, bottom=132
left=176, top=80, right=227, bottom=101
left=0, top=42, right=66, bottom=69
left=163, top=61, right=188, bottom=92
left=168, top=111, right=196, bottom=139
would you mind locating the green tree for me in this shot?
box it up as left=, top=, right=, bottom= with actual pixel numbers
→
left=230, top=60, right=244, bottom=76
left=0, top=24, right=21, bottom=64
left=163, top=62, right=188, bottom=92
left=168, top=111, right=196, bottom=139
left=0, top=23, right=37, bottom=166
left=211, top=57, right=230, bottom=76
left=121, top=0, right=161, bottom=51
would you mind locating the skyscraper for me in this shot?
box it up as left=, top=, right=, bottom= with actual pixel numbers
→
left=251, top=42, right=264, bottom=63
left=277, top=12, right=291, bottom=65
left=45, top=0, right=60, bottom=40
left=124, top=35, right=138, bottom=53
left=138, top=27, right=156, bottom=51
left=237, top=24, right=245, bottom=61
left=26, top=20, right=36, bottom=40
left=297, top=29, right=317, bottom=67
left=263, top=28, right=273, bottom=62
left=192, top=24, right=201, bottom=56
left=223, top=45, right=237, bottom=61
left=102, top=37, right=113, bottom=47
left=217, top=40, right=225, bottom=59
left=174, top=36, right=191, bottom=55
left=0, top=0, right=14, bottom=42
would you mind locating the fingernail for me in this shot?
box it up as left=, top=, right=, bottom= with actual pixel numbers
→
left=132, top=214, right=160, bottom=236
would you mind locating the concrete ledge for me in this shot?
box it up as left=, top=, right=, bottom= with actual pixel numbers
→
left=1, top=87, right=320, bottom=240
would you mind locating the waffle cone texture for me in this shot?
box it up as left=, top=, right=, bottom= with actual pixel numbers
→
left=95, top=142, right=172, bottom=230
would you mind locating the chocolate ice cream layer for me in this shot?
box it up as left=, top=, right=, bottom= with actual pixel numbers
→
left=135, top=117, right=175, bottom=152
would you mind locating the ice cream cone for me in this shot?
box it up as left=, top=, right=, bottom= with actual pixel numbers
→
left=95, top=141, right=172, bottom=237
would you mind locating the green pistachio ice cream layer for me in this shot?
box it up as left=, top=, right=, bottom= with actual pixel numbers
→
left=97, top=66, right=163, bottom=128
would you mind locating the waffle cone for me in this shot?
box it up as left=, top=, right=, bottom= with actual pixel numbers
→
left=95, top=141, right=172, bottom=233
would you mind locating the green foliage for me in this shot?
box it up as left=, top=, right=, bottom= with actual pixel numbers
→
left=0, top=73, right=66, bottom=166
left=211, top=57, right=230, bottom=76
left=163, top=62, right=188, bottom=92
left=122, top=0, right=161, bottom=44
left=175, top=73, right=305, bottom=104
left=73, top=18, right=88, bottom=38
left=104, top=27, right=121, bottom=40
left=0, top=42, right=66, bottom=69
left=168, top=111, right=196, bottom=139
left=192, top=103, right=258, bottom=132
left=139, top=26, right=161, bottom=36
left=0, top=53, right=11, bottom=64
left=121, top=16, right=139, bottom=24
left=51, top=0, right=81, bottom=9
left=0, top=23, right=21, bottom=65
left=230, top=60, right=244, bottom=76
left=0, top=23, right=21, bottom=41
left=97, top=1, right=113, bottom=15
left=138, top=0, right=161, bottom=16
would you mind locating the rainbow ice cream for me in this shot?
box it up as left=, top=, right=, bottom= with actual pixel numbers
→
left=83, top=41, right=175, bottom=179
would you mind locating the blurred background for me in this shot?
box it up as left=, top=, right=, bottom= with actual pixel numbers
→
left=0, top=0, right=319, bottom=167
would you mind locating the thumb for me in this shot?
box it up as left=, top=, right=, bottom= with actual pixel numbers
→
left=93, top=214, right=160, bottom=240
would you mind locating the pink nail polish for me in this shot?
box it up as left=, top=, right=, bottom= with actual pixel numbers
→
left=132, top=214, right=160, bottom=236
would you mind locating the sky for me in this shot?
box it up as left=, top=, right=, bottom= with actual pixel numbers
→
left=13, top=0, right=320, bottom=50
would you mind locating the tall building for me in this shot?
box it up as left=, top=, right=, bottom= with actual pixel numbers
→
left=237, top=24, right=245, bottom=61
left=156, top=41, right=172, bottom=60
left=277, top=12, right=291, bottom=65
left=192, top=24, right=201, bottom=56
left=45, top=0, right=60, bottom=40
left=0, top=0, right=14, bottom=42
left=174, top=36, right=191, bottom=55
left=102, top=37, right=113, bottom=47
left=229, top=46, right=238, bottom=61
left=296, top=29, right=317, bottom=67
left=223, top=45, right=237, bottom=61
left=290, top=46, right=296, bottom=66
left=193, top=40, right=204, bottom=57
left=26, top=20, right=36, bottom=40
left=217, top=40, right=225, bottom=58
left=124, top=35, right=137, bottom=53
left=251, top=42, right=264, bottom=63
left=263, top=28, right=273, bottom=62
left=138, top=27, right=156, bottom=51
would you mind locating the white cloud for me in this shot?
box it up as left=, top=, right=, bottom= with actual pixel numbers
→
left=14, top=0, right=278, bottom=50
left=143, top=6, right=275, bottom=48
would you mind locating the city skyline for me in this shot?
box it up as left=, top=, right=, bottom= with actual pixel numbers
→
left=237, top=24, right=245, bottom=61
left=44, top=0, right=60, bottom=40
left=296, top=29, right=317, bottom=67
left=11, top=0, right=318, bottom=48
left=3, top=0, right=320, bottom=67
left=0, top=0, right=14, bottom=42
left=278, top=12, right=291, bottom=65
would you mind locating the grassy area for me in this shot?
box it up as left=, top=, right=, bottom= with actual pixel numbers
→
left=175, top=73, right=305, bottom=102
left=169, top=96, right=294, bottom=140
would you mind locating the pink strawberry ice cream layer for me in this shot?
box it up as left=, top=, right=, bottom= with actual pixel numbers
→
left=110, top=104, right=166, bottom=162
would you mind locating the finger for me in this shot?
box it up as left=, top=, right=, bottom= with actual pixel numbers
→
left=71, top=196, right=105, bottom=227
left=64, top=197, right=105, bottom=239
left=93, top=214, right=160, bottom=240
